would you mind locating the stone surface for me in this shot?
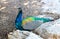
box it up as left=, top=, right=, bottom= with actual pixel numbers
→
left=0, top=0, right=20, bottom=39
left=20, top=0, right=60, bottom=19
left=1, top=0, right=60, bottom=39
left=8, top=30, right=43, bottom=39
left=34, top=18, right=60, bottom=39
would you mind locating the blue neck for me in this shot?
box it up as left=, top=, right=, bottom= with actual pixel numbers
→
left=15, top=8, right=23, bottom=30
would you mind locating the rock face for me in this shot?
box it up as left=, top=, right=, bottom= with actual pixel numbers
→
left=0, top=0, right=20, bottom=39
left=0, top=0, right=60, bottom=31
left=1, top=0, right=60, bottom=39
left=20, top=0, right=60, bottom=19
left=8, top=19, right=60, bottom=39
left=34, top=19, right=60, bottom=39
left=8, top=30, right=43, bottom=39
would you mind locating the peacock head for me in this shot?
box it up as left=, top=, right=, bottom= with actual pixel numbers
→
left=18, top=8, right=22, bottom=11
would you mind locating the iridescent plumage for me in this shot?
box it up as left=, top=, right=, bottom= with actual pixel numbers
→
left=15, top=8, right=53, bottom=31
left=15, top=8, right=23, bottom=30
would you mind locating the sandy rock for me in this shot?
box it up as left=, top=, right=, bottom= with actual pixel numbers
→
left=1, top=0, right=60, bottom=39
left=0, top=0, right=21, bottom=38
left=8, top=30, right=43, bottom=39
left=8, top=30, right=29, bottom=39
left=34, top=18, right=60, bottom=39
left=20, top=0, right=60, bottom=19
left=26, top=32, right=43, bottom=39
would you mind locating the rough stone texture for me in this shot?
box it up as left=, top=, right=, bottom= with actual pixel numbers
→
left=0, top=0, right=20, bottom=39
left=8, top=30, right=43, bottom=39
left=0, top=0, right=60, bottom=39
left=20, top=0, right=60, bottom=19
left=34, top=19, right=60, bottom=39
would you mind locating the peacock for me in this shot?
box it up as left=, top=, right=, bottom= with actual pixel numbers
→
left=15, top=8, right=53, bottom=31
